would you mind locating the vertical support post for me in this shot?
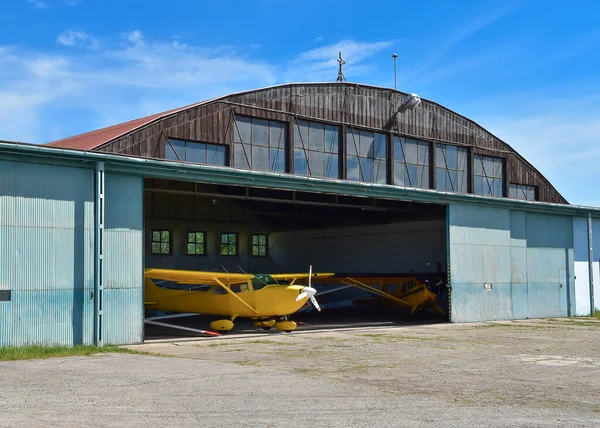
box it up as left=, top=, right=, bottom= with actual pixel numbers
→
left=588, top=213, right=595, bottom=316
left=94, top=162, right=105, bottom=347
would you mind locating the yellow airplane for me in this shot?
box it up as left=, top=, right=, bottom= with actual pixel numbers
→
left=314, top=276, right=446, bottom=316
left=144, top=266, right=333, bottom=333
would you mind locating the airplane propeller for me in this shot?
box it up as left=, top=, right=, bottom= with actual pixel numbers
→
left=295, top=265, right=321, bottom=312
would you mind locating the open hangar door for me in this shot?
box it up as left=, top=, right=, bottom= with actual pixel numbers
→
left=143, top=178, right=449, bottom=339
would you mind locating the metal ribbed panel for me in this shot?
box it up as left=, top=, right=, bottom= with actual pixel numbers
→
left=103, top=288, right=143, bottom=345
left=103, top=173, right=143, bottom=344
left=449, top=203, right=575, bottom=322
left=0, top=160, right=94, bottom=346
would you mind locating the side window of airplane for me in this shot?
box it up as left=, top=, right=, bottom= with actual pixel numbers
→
left=230, top=282, right=249, bottom=293
left=212, top=286, right=228, bottom=295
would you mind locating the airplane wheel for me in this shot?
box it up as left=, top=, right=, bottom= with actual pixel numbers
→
left=210, top=319, right=234, bottom=331
left=262, top=327, right=272, bottom=331
left=275, top=321, right=297, bottom=332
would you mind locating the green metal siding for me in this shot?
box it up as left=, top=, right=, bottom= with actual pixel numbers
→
left=0, top=160, right=94, bottom=346
left=102, top=173, right=143, bottom=345
left=449, top=203, right=574, bottom=322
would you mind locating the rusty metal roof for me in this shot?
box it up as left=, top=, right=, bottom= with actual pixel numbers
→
left=45, top=103, right=204, bottom=150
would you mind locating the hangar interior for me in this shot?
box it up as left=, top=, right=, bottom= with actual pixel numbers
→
left=143, top=178, right=449, bottom=337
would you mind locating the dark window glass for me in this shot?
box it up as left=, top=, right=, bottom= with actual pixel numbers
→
left=220, top=233, right=238, bottom=256
left=293, top=119, right=340, bottom=178
left=474, top=155, right=504, bottom=197
left=233, top=116, right=287, bottom=173
left=252, top=234, right=268, bottom=257
left=187, top=231, right=205, bottom=255
left=435, top=144, right=468, bottom=193
left=151, top=230, right=170, bottom=255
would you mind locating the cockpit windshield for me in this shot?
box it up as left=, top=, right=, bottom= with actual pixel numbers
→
left=251, top=274, right=280, bottom=291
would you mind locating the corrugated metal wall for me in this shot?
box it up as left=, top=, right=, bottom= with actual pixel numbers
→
left=0, top=160, right=95, bottom=346
left=449, top=203, right=574, bottom=322
left=103, top=173, right=144, bottom=345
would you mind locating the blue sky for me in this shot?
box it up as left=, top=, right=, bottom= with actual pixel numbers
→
left=1, top=0, right=599, bottom=206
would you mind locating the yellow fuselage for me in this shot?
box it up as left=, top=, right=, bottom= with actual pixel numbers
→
left=144, top=278, right=310, bottom=318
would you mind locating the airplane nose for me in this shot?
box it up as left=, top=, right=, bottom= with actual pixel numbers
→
left=304, top=287, right=317, bottom=297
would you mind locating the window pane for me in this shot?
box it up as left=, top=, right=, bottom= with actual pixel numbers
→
left=493, top=158, right=503, bottom=178
left=394, top=162, right=406, bottom=186
left=252, top=145, right=269, bottom=171
left=196, top=232, right=204, bottom=243
left=221, top=234, right=228, bottom=244
left=325, top=125, right=339, bottom=153
left=187, top=244, right=195, bottom=254
left=309, top=122, right=325, bottom=151
left=152, top=231, right=160, bottom=242
left=220, top=245, right=229, bottom=256
left=229, top=234, right=236, bottom=244
left=235, top=116, right=251, bottom=143
left=359, top=131, right=374, bottom=158
left=359, top=157, right=374, bottom=182
left=474, top=176, right=483, bottom=195
left=294, top=149, right=308, bottom=175
left=347, top=156, right=360, bottom=181
left=347, top=130, right=360, bottom=157
left=270, top=122, right=286, bottom=149
left=207, top=145, right=226, bottom=166
left=417, top=166, right=429, bottom=188
left=509, top=184, right=518, bottom=199
left=493, top=178, right=503, bottom=197
left=188, top=232, right=195, bottom=243
left=406, top=164, right=417, bottom=187
left=417, top=142, right=429, bottom=166
left=234, top=143, right=250, bottom=169
left=252, top=246, right=259, bottom=256
left=270, top=148, right=285, bottom=172
left=160, top=243, right=169, bottom=254
left=196, top=244, right=204, bottom=255
left=309, top=150, right=325, bottom=177
left=447, top=170, right=457, bottom=191
left=374, top=159, right=386, bottom=184
left=166, top=139, right=185, bottom=161
left=151, top=242, right=160, bottom=253
left=258, top=235, right=266, bottom=245
left=325, top=153, right=339, bottom=178
left=252, top=235, right=258, bottom=245
left=445, top=145, right=457, bottom=169
left=474, top=155, right=483, bottom=175
left=457, top=148, right=467, bottom=171
left=373, top=133, right=386, bottom=159
left=405, top=139, right=418, bottom=164
left=436, top=168, right=447, bottom=191
left=186, top=142, right=205, bottom=164
left=435, top=144, right=445, bottom=168
left=394, top=137, right=405, bottom=162
left=252, top=119, right=269, bottom=146
left=295, top=120, right=309, bottom=148
left=483, top=157, right=494, bottom=176
left=161, top=231, right=169, bottom=242
left=457, top=171, right=467, bottom=193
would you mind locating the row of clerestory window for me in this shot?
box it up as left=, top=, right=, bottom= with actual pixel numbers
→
left=164, top=115, right=537, bottom=201
left=150, top=230, right=268, bottom=257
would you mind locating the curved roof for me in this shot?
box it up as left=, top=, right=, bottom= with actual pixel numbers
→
left=44, top=82, right=566, bottom=204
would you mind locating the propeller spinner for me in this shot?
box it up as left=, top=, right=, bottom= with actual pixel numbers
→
left=295, top=265, right=321, bottom=311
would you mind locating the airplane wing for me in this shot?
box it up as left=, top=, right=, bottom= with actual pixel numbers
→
left=270, top=272, right=335, bottom=284
left=144, top=268, right=252, bottom=286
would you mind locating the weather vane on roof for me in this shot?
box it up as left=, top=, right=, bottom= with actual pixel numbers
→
left=336, top=52, right=346, bottom=83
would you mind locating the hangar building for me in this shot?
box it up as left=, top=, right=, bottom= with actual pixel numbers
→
left=0, top=83, right=599, bottom=346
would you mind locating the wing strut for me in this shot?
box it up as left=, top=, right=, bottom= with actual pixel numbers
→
left=213, top=278, right=259, bottom=315
left=340, top=277, right=413, bottom=308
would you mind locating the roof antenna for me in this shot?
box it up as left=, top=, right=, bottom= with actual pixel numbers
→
left=336, top=52, right=346, bottom=82
left=392, top=53, right=398, bottom=91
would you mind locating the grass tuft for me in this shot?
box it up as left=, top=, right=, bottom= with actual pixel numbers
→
left=0, top=344, right=138, bottom=361
left=595, top=311, right=600, bottom=321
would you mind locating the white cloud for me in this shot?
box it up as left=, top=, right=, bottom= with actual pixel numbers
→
left=126, top=30, right=143, bottom=44
left=57, top=30, right=99, bottom=50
